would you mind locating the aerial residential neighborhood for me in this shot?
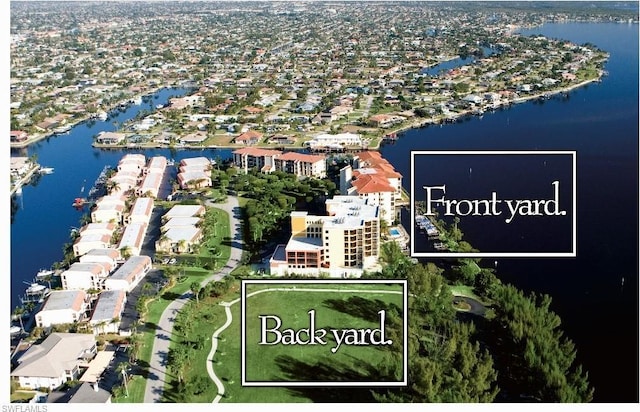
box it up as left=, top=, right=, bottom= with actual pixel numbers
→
left=8, top=0, right=639, bottom=406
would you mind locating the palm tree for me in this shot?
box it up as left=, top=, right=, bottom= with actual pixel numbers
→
left=117, top=361, right=130, bottom=398
left=12, top=307, right=26, bottom=333
left=190, top=282, right=201, bottom=304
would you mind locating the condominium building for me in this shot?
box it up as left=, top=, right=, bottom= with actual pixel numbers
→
left=270, top=196, right=380, bottom=277
left=339, top=151, right=403, bottom=225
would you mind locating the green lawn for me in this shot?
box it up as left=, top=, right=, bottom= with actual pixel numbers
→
left=10, top=391, right=36, bottom=403
left=156, top=281, right=405, bottom=403
left=114, top=207, right=231, bottom=403
left=243, top=285, right=404, bottom=384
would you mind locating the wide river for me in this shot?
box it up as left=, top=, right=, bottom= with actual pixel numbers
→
left=381, top=22, right=638, bottom=402
left=8, top=22, right=638, bottom=402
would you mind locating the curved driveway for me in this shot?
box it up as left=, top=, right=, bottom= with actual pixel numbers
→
left=143, top=196, right=243, bottom=403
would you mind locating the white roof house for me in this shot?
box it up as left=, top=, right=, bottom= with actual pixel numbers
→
left=36, top=290, right=88, bottom=328
left=73, top=233, right=113, bottom=258
left=79, top=248, right=122, bottom=267
left=91, top=195, right=126, bottom=224
left=179, top=157, right=212, bottom=169
left=89, top=290, right=126, bottom=335
left=11, top=333, right=97, bottom=390
left=156, top=226, right=203, bottom=254
left=136, top=172, right=163, bottom=198
left=145, top=156, right=167, bottom=174
left=117, top=222, right=148, bottom=257
left=177, top=170, right=212, bottom=189
left=126, top=197, right=154, bottom=225
left=78, top=222, right=116, bottom=237
left=117, top=154, right=146, bottom=174
left=104, top=255, right=151, bottom=292
left=61, top=262, right=110, bottom=291
left=305, top=132, right=362, bottom=149
left=161, top=217, right=201, bottom=232
left=162, top=205, right=205, bottom=220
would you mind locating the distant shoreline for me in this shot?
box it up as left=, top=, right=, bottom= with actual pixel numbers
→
left=12, top=75, right=603, bottom=153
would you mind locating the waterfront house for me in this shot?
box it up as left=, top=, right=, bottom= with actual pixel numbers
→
left=117, top=154, right=146, bottom=174
left=11, top=333, right=97, bottom=390
left=78, top=248, right=121, bottom=267
left=10, top=157, right=33, bottom=176
left=91, top=195, right=126, bottom=224
left=10, top=130, right=28, bottom=143
left=35, top=290, right=88, bottom=328
left=73, top=233, right=113, bottom=258
left=89, top=290, right=126, bottom=335
left=305, top=132, right=363, bottom=151
left=180, top=157, right=212, bottom=170
left=145, top=156, right=167, bottom=175
left=234, top=130, right=263, bottom=145
left=104, top=255, right=151, bottom=292
left=95, top=132, right=126, bottom=145
left=61, top=262, right=110, bottom=291
left=109, top=170, right=139, bottom=195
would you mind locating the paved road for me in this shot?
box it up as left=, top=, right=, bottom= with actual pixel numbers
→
left=143, top=196, right=243, bottom=403
left=453, top=295, right=487, bottom=317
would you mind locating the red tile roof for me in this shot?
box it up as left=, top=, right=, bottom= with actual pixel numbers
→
left=233, top=147, right=282, bottom=157
left=276, top=152, right=325, bottom=163
left=351, top=173, right=395, bottom=194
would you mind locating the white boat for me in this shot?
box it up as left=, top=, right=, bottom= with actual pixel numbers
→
left=36, top=269, right=55, bottom=279
left=97, top=111, right=108, bottom=121
left=131, top=96, right=142, bottom=105
left=10, top=326, right=22, bottom=335
left=25, top=283, right=46, bottom=294
left=39, top=167, right=54, bottom=175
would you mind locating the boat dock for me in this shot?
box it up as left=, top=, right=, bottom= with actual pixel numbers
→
left=415, top=214, right=440, bottom=238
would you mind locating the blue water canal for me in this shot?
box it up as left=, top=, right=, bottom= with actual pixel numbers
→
left=381, top=22, right=638, bottom=401
left=10, top=87, right=233, bottom=309
left=9, top=22, right=638, bottom=401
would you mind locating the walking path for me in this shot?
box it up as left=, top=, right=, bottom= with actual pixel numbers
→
left=206, top=287, right=404, bottom=403
left=143, top=196, right=243, bottom=403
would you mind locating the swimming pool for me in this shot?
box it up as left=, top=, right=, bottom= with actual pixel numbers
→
left=389, top=228, right=401, bottom=237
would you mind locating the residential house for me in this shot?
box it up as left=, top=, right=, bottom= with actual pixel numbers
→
left=78, top=248, right=121, bottom=268
left=104, top=255, right=151, bottom=292
left=73, top=233, right=113, bottom=258
left=95, top=132, right=126, bottom=145
left=234, top=130, right=263, bottom=145
left=125, top=197, right=154, bottom=225
left=61, top=262, right=110, bottom=291
left=11, top=333, right=97, bottom=390
left=136, top=172, right=163, bottom=198
left=117, top=222, right=147, bottom=257
left=89, top=290, right=126, bottom=335
left=35, top=290, right=88, bottom=328
left=91, top=195, right=126, bottom=224
left=10, top=130, right=28, bottom=143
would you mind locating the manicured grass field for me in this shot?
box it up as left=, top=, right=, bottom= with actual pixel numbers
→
left=243, top=284, right=404, bottom=384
